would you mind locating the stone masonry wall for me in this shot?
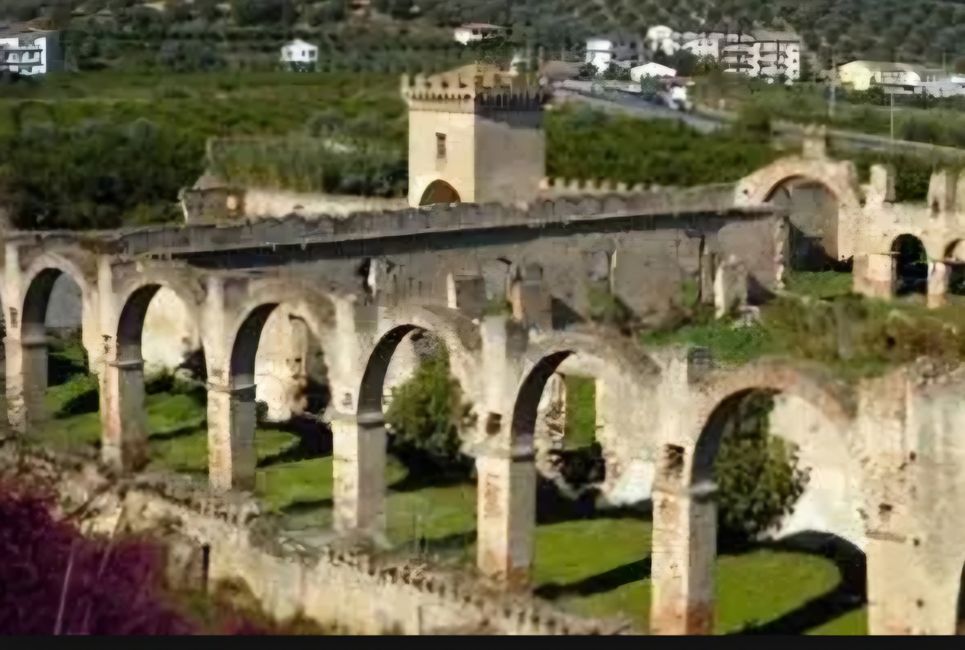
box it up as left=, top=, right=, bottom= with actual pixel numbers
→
left=0, top=442, right=631, bottom=635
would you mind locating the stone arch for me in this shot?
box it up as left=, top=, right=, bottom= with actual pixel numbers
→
left=8, top=254, right=95, bottom=434
left=690, top=360, right=857, bottom=484
left=735, top=157, right=862, bottom=264
left=944, top=239, right=965, bottom=297
left=114, top=273, right=204, bottom=365
left=891, top=233, right=928, bottom=296
left=736, top=158, right=862, bottom=212
left=208, top=281, right=339, bottom=491
left=419, top=180, right=462, bottom=207
left=357, top=305, right=480, bottom=417
left=650, top=360, right=859, bottom=635
left=224, top=281, right=338, bottom=392
left=20, top=254, right=93, bottom=341
left=100, top=274, right=205, bottom=470
left=512, top=330, right=660, bottom=447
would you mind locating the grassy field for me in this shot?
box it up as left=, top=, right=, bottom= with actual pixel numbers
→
left=30, top=335, right=867, bottom=635
left=641, top=271, right=965, bottom=380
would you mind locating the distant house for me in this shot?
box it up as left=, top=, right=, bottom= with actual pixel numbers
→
left=585, top=37, right=638, bottom=75
left=838, top=60, right=947, bottom=91
left=453, top=23, right=505, bottom=46
left=280, top=39, right=318, bottom=71
left=630, top=62, right=677, bottom=82
left=0, top=28, right=63, bottom=76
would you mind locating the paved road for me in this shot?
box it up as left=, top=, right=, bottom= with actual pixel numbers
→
left=554, top=85, right=965, bottom=162
left=552, top=87, right=727, bottom=134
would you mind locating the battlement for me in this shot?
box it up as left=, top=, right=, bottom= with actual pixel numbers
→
left=539, top=176, right=651, bottom=197
left=401, top=63, right=550, bottom=111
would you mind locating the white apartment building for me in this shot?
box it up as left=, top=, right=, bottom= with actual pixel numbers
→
left=682, top=29, right=802, bottom=83
left=0, top=29, right=62, bottom=76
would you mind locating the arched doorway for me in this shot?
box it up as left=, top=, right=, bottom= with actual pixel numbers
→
left=891, top=234, right=928, bottom=296
left=419, top=180, right=461, bottom=206
left=766, top=178, right=842, bottom=271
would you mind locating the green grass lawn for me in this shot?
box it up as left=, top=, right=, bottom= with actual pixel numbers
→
left=33, top=344, right=867, bottom=635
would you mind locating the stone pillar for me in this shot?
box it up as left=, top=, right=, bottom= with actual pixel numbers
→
left=99, top=358, right=148, bottom=471
left=475, top=444, right=536, bottom=590
left=5, top=335, right=48, bottom=434
left=206, top=383, right=256, bottom=491
left=650, top=482, right=717, bottom=635
left=332, top=411, right=386, bottom=538
left=865, top=532, right=956, bottom=635
left=927, top=261, right=949, bottom=309
left=854, top=253, right=896, bottom=300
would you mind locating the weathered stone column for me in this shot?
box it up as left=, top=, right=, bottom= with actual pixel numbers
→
left=5, top=335, right=48, bottom=434
left=475, top=442, right=536, bottom=590
left=853, top=253, right=896, bottom=300
left=650, top=481, right=717, bottom=635
left=332, top=410, right=386, bottom=538
left=927, top=261, right=949, bottom=309
left=206, top=383, right=256, bottom=491
left=99, top=358, right=148, bottom=471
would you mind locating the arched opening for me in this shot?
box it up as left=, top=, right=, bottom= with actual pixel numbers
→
left=504, top=350, right=654, bottom=599
left=107, top=283, right=208, bottom=474
left=22, top=269, right=95, bottom=448
left=223, top=302, right=334, bottom=526
left=765, top=177, right=844, bottom=272
left=419, top=180, right=461, bottom=207
left=662, top=387, right=867, bottom=635
left=945, top=240, right=965, bottom=300
left=891, top=234, right=928, bottom=296
left=357, top=325, right=476, bottom=557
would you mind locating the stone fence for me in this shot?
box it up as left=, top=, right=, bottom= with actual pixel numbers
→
left=0, top=441, right=631, bottom=636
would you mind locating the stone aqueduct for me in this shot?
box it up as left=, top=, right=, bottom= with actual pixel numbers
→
left=6, top=155, right=965, bottom=635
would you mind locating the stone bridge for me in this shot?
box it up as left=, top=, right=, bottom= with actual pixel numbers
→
left=4, top=189, right=965, bottom=635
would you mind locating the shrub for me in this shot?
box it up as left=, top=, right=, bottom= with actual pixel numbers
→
left=713, top=391, right=810, bottom=545
left=384, top=350, right=473, bottom=470
left=0, top=487, right=195, bottom=635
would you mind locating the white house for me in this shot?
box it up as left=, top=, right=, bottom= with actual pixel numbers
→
left=0, top=28, right=63, bottom=76
left=645, top=25, right=679, bottom=56
left=280, top=39, right=318, bottom=70
left=453, top=23, right=505, bottom=46
left=837, top=60, right=947, bottom=91
left=630, top=62, right=677, bottom=82
left=585, top=37, right=638, bottom=75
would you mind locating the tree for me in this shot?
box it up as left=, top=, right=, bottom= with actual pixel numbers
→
left=384, top=349, right=474, bottom=470
left=713, top=392, right=810, bottom=544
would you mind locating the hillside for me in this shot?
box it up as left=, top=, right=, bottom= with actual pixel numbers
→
left=3, top=1, right=965, bottom=71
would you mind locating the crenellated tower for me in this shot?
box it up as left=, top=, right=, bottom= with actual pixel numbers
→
left=401, top=63, right=551, bottom=208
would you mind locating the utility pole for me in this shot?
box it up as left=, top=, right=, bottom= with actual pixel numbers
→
left=890, top=90, right=895, bottom=151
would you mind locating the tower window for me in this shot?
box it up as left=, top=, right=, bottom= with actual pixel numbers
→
left=436, top=132, right=447, bottom=160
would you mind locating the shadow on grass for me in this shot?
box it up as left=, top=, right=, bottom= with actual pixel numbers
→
left=730, top=531, right=867, bottom=635
left=47, top=343, right=88, bottom=387
left=257, top=415, right=333, bottom=468
left=385, top=443, right=474, bottom=493
left=150, top=422, right=206, bottom=442
left=281, top=497, right=334, bottom=515
left=535, top=558, right=652, bottom=599
left=535, top=478, right=652, bottom=526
